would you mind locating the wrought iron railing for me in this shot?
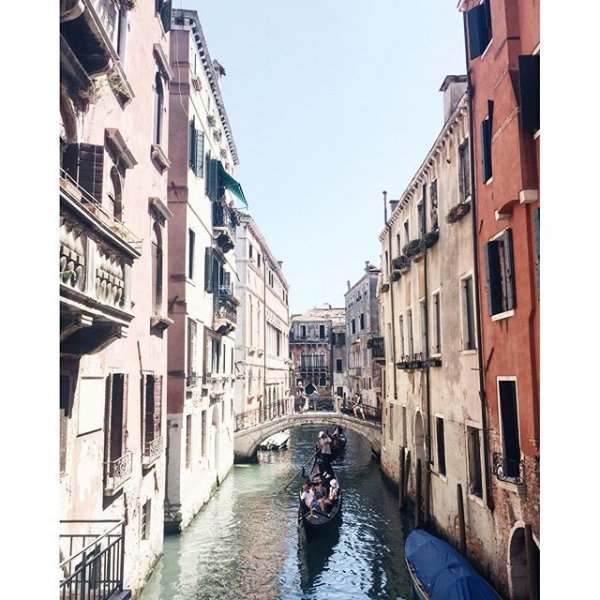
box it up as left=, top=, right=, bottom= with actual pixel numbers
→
left=214, top=287, right=238, bottom=325
left=492, top=452, right=524, bottom=484
left=142, top=436, right=163, bottom=467
left=103, top=451, right=132, bottom=495
left=340, top=399, right=382, bottom=424
left=59, top=519, right=126, bottom=600
left=299, top=365, right=328, bottom=373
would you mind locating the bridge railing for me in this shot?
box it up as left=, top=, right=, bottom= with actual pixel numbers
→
left=294, top=395, right=334, bottom=413
left=234, top=398, right=289, bottom=432
left=339, top=399, right=382, bottom=424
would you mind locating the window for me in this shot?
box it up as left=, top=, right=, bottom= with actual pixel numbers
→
left=115, top=7, right=129, bottom=61
left=518, top=54, right=540, bottom=131
left=398, top=315, right=405, bottom=358
left=404, top=220, right=410, bottom=246
left=107, top=166, right=123, bottom=220
left=481, top=101, right=494, bottom=182
left=359, top=313, right=365, bottom=330
left=458, top=141, right=471, bottom=200
left=319, top=325, right=326, bottom=339
left=319, top=377, right=326, bottom=387
left=188, top=118, right=204, bottom=177
left=420, top=300, right=427, bottom=356
left=467, top=0, right=492, bottom=59
left=336, top=359, right=343, bottom=373
left=201, top=410, right=207, bottom=456
left=188, top=229, right=195, bottom=280
left=467, top=426, right=483, bottom=498
left=187, top=319, right=197, bottom=379
left=141, top=499, right=151, bottom=540
left=249, top=243, right=253, bottom=259
left=430, top=180, right=438, bottom=231
left=257, top=253, right=261, bottom=267
left=336, top=386, right=343, bottom=397
left=351, top=319, right=356, bottom=335
left=484, top=229, right=515, bottom=316
left=417, top=200, right=425, bottom=238
left=300, top=325, right=306, bottom=339
left=385, top=250, right=389, bottom=277
left=436, top=417, right=446, bottom=476
left=185, top=414, right=192, bottom=468
left=141, top=374, right=162, bottom=453
left=396, top=233, right=401, bottom=255
left=151, top=224, right=163, bottom=314
left=104, top=373, right=128, bottom=479
left=461, top=276, right=476, bottom=349
left=432, top=292, right=441, bottom=354
left=498, top=380, right=521, bottom=479
left=407, top=310, right=414, bottom=357
left=156, top=0, right=172, bottom=33
left=153, top=73, right=165, bottom=145
left=211, top=339, right=221, bottom=373
left=60, top=375, right=70, bottom=474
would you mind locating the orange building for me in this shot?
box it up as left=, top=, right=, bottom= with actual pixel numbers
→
left=460, top=1, right=539, bottom=598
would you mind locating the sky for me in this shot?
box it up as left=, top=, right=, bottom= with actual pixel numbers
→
left=183, top=0, right=466, bottom=315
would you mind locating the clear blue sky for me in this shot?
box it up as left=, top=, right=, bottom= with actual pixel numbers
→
left=192, top=2, right=464, bottom=314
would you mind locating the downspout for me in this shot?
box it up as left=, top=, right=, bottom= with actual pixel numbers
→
left=263, top=253, right=267, bottom=419
left=383, top=191, right=398, bottom=402
left=423, top=194, right=432, bottom=468
left=462, top=9, right=494, bottom=510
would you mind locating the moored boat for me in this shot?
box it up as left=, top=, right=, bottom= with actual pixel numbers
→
left=258, top=429, right=290, bottom=451
left=330, top=426, right=346, bottom=459
left=405, top=529, right=502, bottom=600
left=297, top=456, right=342, bottom=537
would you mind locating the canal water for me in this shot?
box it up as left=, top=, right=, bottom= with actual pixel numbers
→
left=139, top=425, right=416, bottom=600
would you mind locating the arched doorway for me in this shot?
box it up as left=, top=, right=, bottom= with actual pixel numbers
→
left=508, top=525, right=539, bottom=600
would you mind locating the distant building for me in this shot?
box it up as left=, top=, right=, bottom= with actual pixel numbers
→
left=331, top=322, right=347, bottom=399
left=344, top=262, right=382, bottom=412
left=59, top=0, right=173, bottom=595
left=163, top=8, right=244, bottom=533
left=289, top=305, right=345, bottom=397
left=234, top=214, right=291, bottom=426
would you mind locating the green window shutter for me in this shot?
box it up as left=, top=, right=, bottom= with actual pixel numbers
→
left=195, top=131, right=204, bottom=177
left=483, top=241, right=502, bottom=315
left=63, top=143, right=104, bottom=202
left=467, top=2, right=492, bottom=60
left=153, top=375, right=162, bottom=439
left=481, top=119, right=492, bottom=182
left=204, top=247, right=213, bottom=293
left=189, top=120, right=196, bottom=170
left=207, top=158, right=219, bottom=202
left=503, top=228, right=516, bottom=311
left=518, top=54, right=540, bottom=131
left=160, top=0, right=172, bottom=33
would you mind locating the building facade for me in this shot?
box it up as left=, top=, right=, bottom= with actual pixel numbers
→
left=331, top=322, right=346, bottom=399
left=163, top=8, right=242, bottom=533
left=460, top=1, right=540, bottom=597
left=344, top=262, right=382, bottom=411
left=59, top=0, right=173, bottom=595
left=378, top=77, right=495, bottom=580
left=234, top=214, right=291, bottom=426
left=289, top=305, right=345, bottom=397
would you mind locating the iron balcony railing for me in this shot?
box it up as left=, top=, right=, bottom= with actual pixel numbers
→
left=103, top=451, right=133, bottom=495
left=214, top=286, right=238, bottom=326
left=59, top=519, right=127, bottom=600
left=142, top=436, right=163, bottom=467
left=299, top=364, right=328, bottom=373
left=492, top=452, right=525, bottom=484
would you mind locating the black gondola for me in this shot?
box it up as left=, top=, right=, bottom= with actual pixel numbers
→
left=330, top=426, right=346, bottom=460
left=297, top=456, right=342, bottom=537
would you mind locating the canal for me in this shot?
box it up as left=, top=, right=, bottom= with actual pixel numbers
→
left=139, top=425, right=416, bottom=600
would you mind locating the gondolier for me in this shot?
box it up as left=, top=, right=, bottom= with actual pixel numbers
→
left=316, top=431, right=332, bottom=472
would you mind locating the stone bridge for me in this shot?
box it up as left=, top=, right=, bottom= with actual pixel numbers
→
left=233, top=411, right=382, bottom=462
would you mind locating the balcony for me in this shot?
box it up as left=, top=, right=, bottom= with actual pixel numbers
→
left=492, top=452, right=524, bottom=485
left=142, top=436, right=163, bottom=468
left=367, top=336, right=385, bottom=361
left=60, top=170, right=141, bottom=356
left=103, top=451, right=132, bottom=496
left=213, top=286, right=238, bottom=335
left=60, top=519, right=130, bottom=600
left=212, top=201, right=237, bottom=254
left=299, top=364, right=328, bottom=374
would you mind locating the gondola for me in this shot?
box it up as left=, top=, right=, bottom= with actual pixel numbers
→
left=297, top=456, right=342, bottom=537
left=329, top=426, right=346, bottom=460
left=405, top=529, right=502, bottom=600
left=258, top=429, right=290, bottom=451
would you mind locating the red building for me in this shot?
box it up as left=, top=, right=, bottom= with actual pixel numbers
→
left=460, top=1, right=539, bottom=598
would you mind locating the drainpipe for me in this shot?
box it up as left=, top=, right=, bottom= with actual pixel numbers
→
left=263, top=251, right=267, bottom=419
left=383, top=191, right=398, bottom=402
left=422, top=193, right=432, bottom=469
left=462, top=9, right=494, bottom=510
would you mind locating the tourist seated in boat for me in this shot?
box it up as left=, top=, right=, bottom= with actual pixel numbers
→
left=320, top=479, right=339, bottom=514
left=300, top=482, right=315, bottom=509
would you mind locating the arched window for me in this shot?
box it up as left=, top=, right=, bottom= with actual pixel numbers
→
left=151, top=223, right=163, bottom=314
left=107, top=166, right=123, bottom=220
left=153, top=72, right=164, bottom=145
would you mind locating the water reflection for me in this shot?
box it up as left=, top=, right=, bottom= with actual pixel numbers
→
left=139, top=426, right=414, bottom=600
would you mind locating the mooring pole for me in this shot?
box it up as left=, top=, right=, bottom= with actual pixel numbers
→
left=415, top=458, right=422, bottom=528
left=525, top=523, right=539, bottom=600
left=399, top=446, right=406, bottom=511
left=457, top=483, right=466, bottom=555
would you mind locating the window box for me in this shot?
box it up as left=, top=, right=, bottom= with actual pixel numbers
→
left=379, top=283, right=390, bottom=293
left=446, top=201, right=471, bottom=225
left=390, top=270, right=401, bottom=282
left=392, top=255, right=411, bottom=271
left=402, top=239, right=422, bottom=258
left=419, top=231, right=439, bottom=251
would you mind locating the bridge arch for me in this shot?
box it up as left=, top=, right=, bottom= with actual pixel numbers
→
left=233, top=412, right=381, bottom=462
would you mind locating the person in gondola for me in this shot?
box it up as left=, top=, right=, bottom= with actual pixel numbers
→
left=316, top=430, right=332, bottom=473
left=300, top=482, right=314, bottom=509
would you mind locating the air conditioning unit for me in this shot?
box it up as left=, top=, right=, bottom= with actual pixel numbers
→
left=191, top=74, right=202, bottom=91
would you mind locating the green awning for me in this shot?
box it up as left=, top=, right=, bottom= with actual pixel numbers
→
left=218, top=162, right=248, bottom=208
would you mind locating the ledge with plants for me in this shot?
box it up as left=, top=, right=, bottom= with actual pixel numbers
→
left=392, top=255, right=411, bottom=272
left=445, top=201, right=471, bottom=225
left=418, top=230, right=439, bottom=252
left=390, top=270, right=401, bottom=282
left=379, top=282, right=390, bottom=293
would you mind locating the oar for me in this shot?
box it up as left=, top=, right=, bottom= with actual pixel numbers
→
left=283, top=450, right=320, bottom=490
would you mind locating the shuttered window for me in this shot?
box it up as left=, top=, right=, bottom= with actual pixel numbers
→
left=206, top=158, right=219, bottom=202
left=189, top=120, right=204, bottom=177
left=436, top=417, right=446, bottom=476
left=105, top=373, right=128, bottom=464
left=432, top=292, right=441, bottom=354
left=204, top=247, right=213, bottom=293
left=185, top=414, right=192, bottom=468
left=158, top=0, right=171, bottom=33
left=62, top=143, right=104, bottom=202
left=188, top=319, right=197, bottom=378
left=188, top=229, right=195, bottom=280
left=458, top=141, right=471, bottom=200
left=484, top=228, right=516, bottom=316
left=499, top=380, right=521, bottom=478
left=461, top=276, right=476, bottom=350
left=60, top=376, right=70, bottom=474
left=518, top=54, right=540, bottom=132
left=467, top=427, right=483, bottom=498
left=467, top=1, right=492, bottom=60
left=481, top=117, right=493, bottom=182
left=189, top=119, right=196, bottom=169
left=430, top=179, right=438, bottom=230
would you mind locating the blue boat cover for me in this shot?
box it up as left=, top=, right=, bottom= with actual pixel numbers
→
left=405, top=529, right=501, bottom=600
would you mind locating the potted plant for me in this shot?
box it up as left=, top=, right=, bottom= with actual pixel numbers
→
left=419, top=230, right=439, bottom=252
left=379, top=282, right=390, bottom=293
left=446, top=202, right=471, bottom=225
left=402, top=239, right=422, bottom=258
left=390, top=270, right=401, bottom=282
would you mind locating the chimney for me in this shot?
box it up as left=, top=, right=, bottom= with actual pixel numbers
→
left=439, top=75, right=467, bottom=123
left=277, top=261, right=283, bottom=268
left=389, top=199, right=399, bottom=214
left=365, top=260, right=370, bottom=272
left=347, top=280, right=351, bottom=290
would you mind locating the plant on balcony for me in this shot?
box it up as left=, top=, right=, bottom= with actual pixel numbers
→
left=392, top=255, right=411, bottom=270
left=379, top=282, right=390, bottom=293
left=60, top=269, right=77, bottom=283
left=418, top=230, right=439, bottom=252
left=108, top=73, right=128, bottom=96
left=390, top=270, right=401, bottom=282
left=445, top=201, right=471, bottom=225
left=402, top=239, right=422, bottom=258
left=227, top=293, right=241, bottom=307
